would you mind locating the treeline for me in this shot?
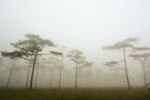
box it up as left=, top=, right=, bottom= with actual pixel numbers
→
left=0, top=34, right=150, bottom=90
left=0, top=34, right=93, bottom=89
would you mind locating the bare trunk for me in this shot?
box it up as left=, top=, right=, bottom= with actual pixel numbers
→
left=123, top=48, right=130, bottom=89
left=75, top=62, right=78, bottom=88
left=25, top=59, right=32, bottom=88
left=141, top=63, right=147, bottom=88
left=50, top=70, right=54, bottom=88
left=30, top=51, right=38, bottom=90
left=35, top=56, right=40, bottom=88
left=6, top=59, right=15, bottom=88
left=59, top=56, right=63, bottom=88
left=59, top=70, right=62, bottom=88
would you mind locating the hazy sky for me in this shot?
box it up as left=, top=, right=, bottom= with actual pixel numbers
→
left=0, top=0, right=150, bottom=65
left=0, top=0, right=150, bottom=87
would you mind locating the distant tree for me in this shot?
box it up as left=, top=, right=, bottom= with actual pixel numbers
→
left=67, top=50, right=93, bottom=88
left=39, top=65, right=48, bottom=87
left=49, top=67, right=56, bottom=88
left=50, top=50, right=63, bottom=88
left=39, top=57, right=60, bottom=88
left=1, top=51, right=21, bottom=87
left=67, top=50, right=85, bottom=88
left=47, top=57, right=61, bottom=88
left=35, top=57, right=52, bottom=88
left=104, top=61, right=119, bottom=68
left=130, top=47, right=150, bottom=88
left=1, top=34, right=56, bottom=89
left=49, top=66, right=55, bottom=88
left=1, top=51, right=23, bottom=87
left=103, top=37, right=138, bottom=89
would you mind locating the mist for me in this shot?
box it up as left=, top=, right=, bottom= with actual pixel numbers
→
left=0, top=0, right=150, bottom=89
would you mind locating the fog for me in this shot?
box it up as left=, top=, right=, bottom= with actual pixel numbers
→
left=0, top=0, right=150, bottom=88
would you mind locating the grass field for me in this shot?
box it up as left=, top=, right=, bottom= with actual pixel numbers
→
left=0, top=88, right=150, bottom=100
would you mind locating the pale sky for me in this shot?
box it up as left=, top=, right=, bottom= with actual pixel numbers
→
left=0, top=0, right=150, bottom=87
left=0, top=0, right=150, bottom=66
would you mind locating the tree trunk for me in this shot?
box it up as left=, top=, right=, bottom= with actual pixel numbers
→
left=6, top=59, right=15, bottom=88
left=25, top=59, right=32, bottom=88
left=59, top=56, right=63, bottom=88
left=75, top=62, right=78, bottom=88
left=50, top=70, right=54, bottom=88
left=59, top=69, right=62, bottom=88
left=30, top=51, right=38, bottom=90
left=25, top=63, right=31, bottom=88
left=141, top=63, right=147, bottom=88
left=123, top=48, right=130, bottom=89
left=34, top=56, right=40, bottom=88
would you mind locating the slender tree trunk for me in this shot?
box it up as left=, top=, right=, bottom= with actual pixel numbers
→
left=75, top=62, right=78, bottom=88
left=141, top=63, right=147, bottom=88
left=50, top=70, right=54, bottom=88
left=25, top=59, right=32, bottom=88
left=6, top=59, right=15, bottom=88
left=59, top=56, right=63, bottom=88
left=35, top=56, right=40, bottom=88
left=59, top=69, right=62, bottom=88
left=123, top=48, right=130, bottom=89
left=30, top=51, right=38, bottom=90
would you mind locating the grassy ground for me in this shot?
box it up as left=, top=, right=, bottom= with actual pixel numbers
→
left=0, top=88, right=150, bottom=100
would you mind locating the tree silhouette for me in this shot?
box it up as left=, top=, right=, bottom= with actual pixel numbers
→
left=49, top=66, right=55, bottom=88
left=67, top=50, right=93, bottom=88
left=1, top=52, right=23, bottom=88
left=103, top=37, right=138, bottom=89
left=47, top=56, right=61, bottom=88
left=50, top=50, right=63, bottom=88
left=130, top=47, right=150, bottom=88
left=49, top=66, right=56, bottom=88
left=1, top=51, right=21, bottom=88
left=67, top=50, right=85, bottom=88
left=104, top=61, right=119, bottom=68
left=39, top=57, right=60, bottom=88
left=39, top=65, right=48, bottom=88
left=34, top=57, right=51, bottom=88
left=1, top=34, right=56, bottom=89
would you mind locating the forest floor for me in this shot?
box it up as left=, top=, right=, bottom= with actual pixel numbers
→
left=0, top=88, right=150, bottom=100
